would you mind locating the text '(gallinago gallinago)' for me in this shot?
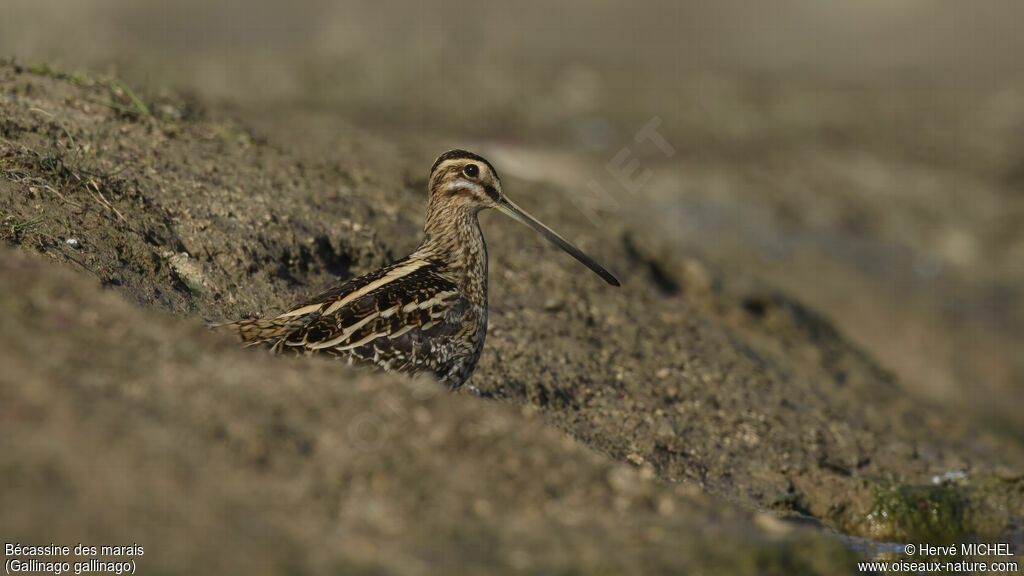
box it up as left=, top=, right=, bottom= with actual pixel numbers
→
left=222, top=150, right=619, bottom=389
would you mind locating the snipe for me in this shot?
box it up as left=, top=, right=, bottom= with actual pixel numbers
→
left=221, top=149, right=619, bottom=389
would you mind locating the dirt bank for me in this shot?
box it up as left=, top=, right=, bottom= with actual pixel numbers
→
left=2, top=62, right=1022, bottom=573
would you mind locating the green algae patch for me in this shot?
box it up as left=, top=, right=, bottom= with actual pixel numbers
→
left=828, top=475, right=1024, bottom=544
left=865, top=483, right=967, bottom=544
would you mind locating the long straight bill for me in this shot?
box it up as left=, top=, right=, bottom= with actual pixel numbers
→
left=496, top=199, right=620, bottom=286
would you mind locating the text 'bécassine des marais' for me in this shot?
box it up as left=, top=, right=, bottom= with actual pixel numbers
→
left=5, top=543, right=144, bottom=556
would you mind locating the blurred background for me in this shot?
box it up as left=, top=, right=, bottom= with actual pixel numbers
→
left=4, top=0, right=1023, bottom=430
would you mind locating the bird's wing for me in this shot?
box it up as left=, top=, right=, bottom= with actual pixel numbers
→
left=219, top=259, right=402, bottom=347
left=226, top=258, right=474, bottom=376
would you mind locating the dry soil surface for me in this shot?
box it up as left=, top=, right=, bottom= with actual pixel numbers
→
left=2, top=62, right=1022, bottom=574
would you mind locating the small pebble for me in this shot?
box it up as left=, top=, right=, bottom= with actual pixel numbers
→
left=543, top=297, right=564, bottom=311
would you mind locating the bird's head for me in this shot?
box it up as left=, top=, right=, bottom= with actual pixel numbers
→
left=428, top=149, right=505, bottom=212
left=427, top=149, right=620, bottom=286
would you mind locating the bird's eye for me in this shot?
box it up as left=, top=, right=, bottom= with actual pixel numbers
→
left=463, top=164, right=479, bottom=178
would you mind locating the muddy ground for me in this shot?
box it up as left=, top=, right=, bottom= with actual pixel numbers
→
left=2, top=3, right=1024, bottom=574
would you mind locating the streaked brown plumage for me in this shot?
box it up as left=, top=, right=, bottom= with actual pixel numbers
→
left=220, top=149, right=619, bottom=389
